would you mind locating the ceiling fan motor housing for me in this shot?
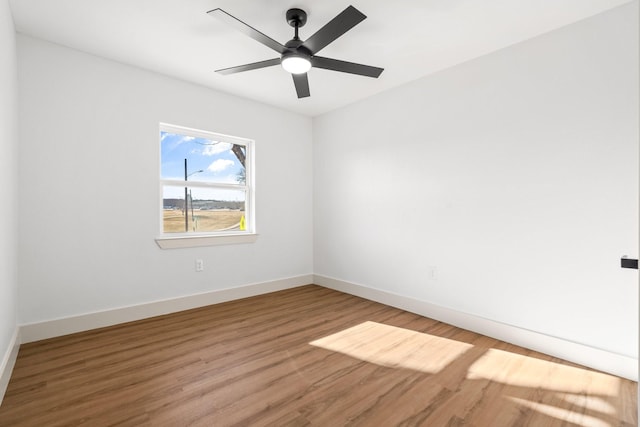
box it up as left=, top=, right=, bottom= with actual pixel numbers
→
left=283, top=39, right=311, bottom=57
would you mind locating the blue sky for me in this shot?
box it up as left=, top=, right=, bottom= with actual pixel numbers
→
left=161, top=131, right=244, bottom=182
left=161, top=131, right=246, bottom=201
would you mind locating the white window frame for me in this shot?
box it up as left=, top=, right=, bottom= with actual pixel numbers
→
left=155, top=123, right=257, bottom=249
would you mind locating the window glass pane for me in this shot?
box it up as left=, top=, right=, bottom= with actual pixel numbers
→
left=162, top=186, right=246, bottom=233
left=161, top=131, right=246, bottom=185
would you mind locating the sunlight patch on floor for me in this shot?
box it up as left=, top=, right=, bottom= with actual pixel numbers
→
left=309, top=320, right=631, bottom=426
left=508, top=396, right=611, bottom=427
left=560, top=394, right=616, bottom=415
left=310, top=321, right=472, bottom=374
left=466, top=348, right=620, bottom=396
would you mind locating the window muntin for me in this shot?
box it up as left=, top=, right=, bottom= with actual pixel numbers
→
left=159, top=124, right=253, bottom=237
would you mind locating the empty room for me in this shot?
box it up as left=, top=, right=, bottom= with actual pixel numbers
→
left=0, top=0, right=638, bottom=425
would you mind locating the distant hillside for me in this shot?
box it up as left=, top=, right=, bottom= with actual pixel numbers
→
left=163, top=198, right=243, bottom=210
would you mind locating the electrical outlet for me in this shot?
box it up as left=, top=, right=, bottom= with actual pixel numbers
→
left=195, top=259, right=204, bottom=272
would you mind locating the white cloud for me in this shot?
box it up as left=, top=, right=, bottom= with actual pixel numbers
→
left=178, top=136, right=196, bottom=144
left=208, top=159, right=235, bottom=173
left=202, top=142, right=232, bottom=156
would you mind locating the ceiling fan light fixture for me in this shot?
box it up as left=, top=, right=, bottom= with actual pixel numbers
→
left=282, top=54, right=311, bottom=74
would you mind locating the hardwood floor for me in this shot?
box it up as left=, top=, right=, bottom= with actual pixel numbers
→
left=0, top=285, right=636, bottom=426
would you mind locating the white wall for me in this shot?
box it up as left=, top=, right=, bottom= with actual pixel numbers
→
left=0, top=0, right=19, bottom=376
left=313, top=2, right=638, bottom=358
left=17, top=35, right=313, bottom=324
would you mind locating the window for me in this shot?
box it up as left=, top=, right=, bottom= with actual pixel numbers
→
left=156, top=123, right=255, bottom=249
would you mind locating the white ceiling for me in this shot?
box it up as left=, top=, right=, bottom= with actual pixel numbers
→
left=9, top=0, right=632, bottom=117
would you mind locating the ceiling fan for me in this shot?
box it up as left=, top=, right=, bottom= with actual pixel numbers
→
left=207, top=5, right=384, bottom=99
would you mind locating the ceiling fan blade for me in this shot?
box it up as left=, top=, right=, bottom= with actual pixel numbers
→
left=208, top=8, right=286, bottom=54
left=302, top=5, right=366, bottom=54
left=292, top=73, right=310, bottom=98
left=216, top=58, right=281, bottom=75
left=311, top=56, right=383, bottom=78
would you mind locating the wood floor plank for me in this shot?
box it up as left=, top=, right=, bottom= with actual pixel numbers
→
left=0, top=285, right=636, bottom=426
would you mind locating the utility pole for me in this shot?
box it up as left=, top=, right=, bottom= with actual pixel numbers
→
left=184, top=158, right=188, bottom=232
left=190, top=189, right=195, bottom=230
left=184, top=159, right=203, bottom=233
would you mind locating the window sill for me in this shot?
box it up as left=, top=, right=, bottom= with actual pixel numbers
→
left=155, top=233, right=258, bottom=249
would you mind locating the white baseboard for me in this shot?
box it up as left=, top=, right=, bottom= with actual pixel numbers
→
left=0, top=327, right=20, bottom=406
left=314, top=274, right=638, bottom=381
left=15, top=273, right=638, bottom=382
left=20, top=274, right=313, bottom=343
